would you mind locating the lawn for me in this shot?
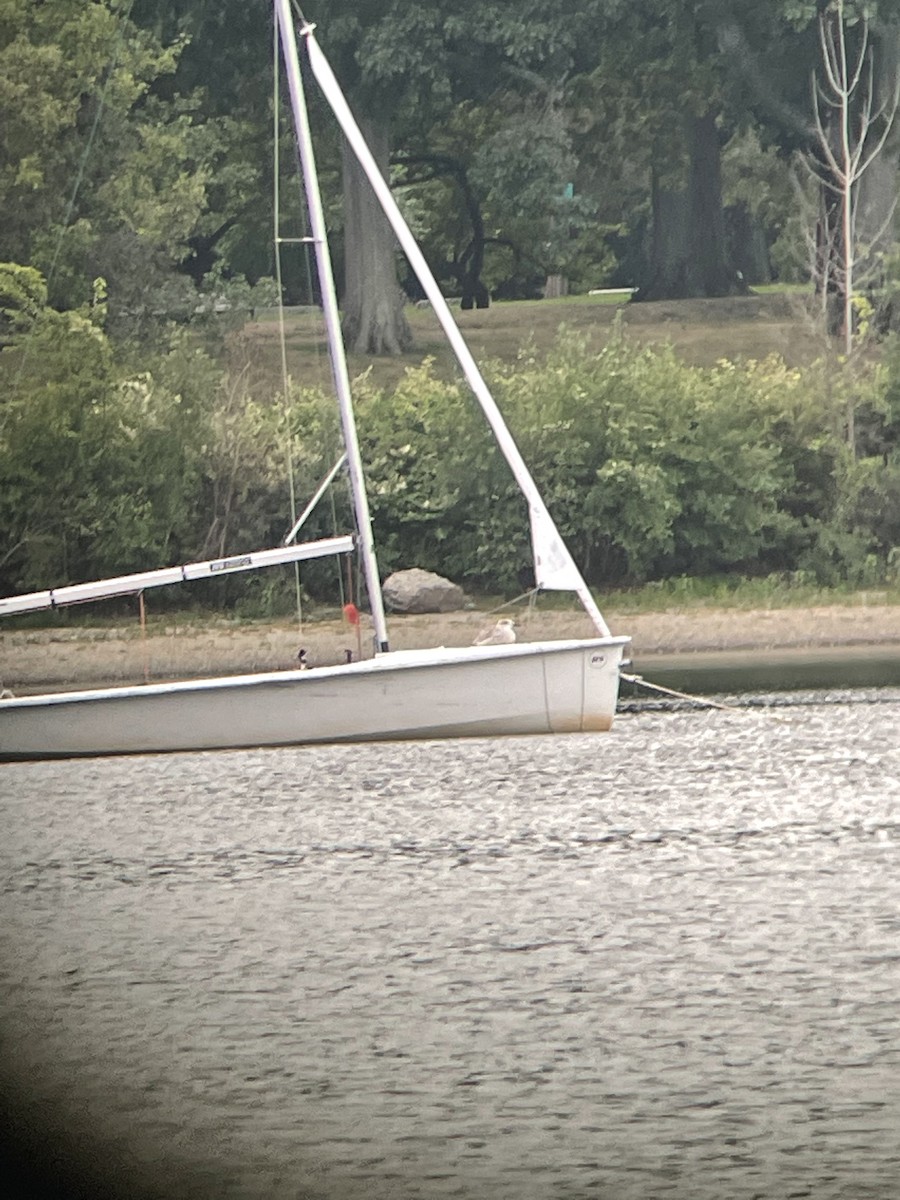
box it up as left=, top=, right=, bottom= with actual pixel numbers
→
left=227, top=289, right=830, bottom=396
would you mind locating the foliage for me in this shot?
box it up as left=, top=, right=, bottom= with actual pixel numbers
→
left=7, top=0, right=900, bottom=603
left=0, top=292, right=350, bottom=607
left=354, top=362, right=488, bottom=577
left=0, top=261, right=47, bottom=342
left=485, top=332, right=816, bottom=586
left=3, top=311, right=900, bottom=610
left=471, top=102, right=613, bottom=293
left=350, top=327, right=895, bottom=593
left=0, top=0, right=217, bottom=335
left=4, top=0, right=869, bottom=331
left=0, top=310, right=215, bottom=592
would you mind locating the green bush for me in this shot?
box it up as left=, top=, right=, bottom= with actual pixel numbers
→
left=4, top=317, right=900, bottom=613
left=354, top=330, right=845, bottom=590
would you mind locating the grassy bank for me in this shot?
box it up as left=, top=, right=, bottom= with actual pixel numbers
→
left=599, top=576, right=900, bottom=614
left=6, top=577, right=900, bottom=637
left=230, top=290, right=826, bottom=395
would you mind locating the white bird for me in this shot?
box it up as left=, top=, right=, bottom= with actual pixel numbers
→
left=472, top=617, right=516, bottom=646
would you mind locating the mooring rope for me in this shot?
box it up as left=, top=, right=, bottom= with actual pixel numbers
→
left=619, top=671, right=744, bottom=713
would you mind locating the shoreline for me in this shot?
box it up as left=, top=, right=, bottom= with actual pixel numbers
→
left=2, top=603, right=900, bottom=692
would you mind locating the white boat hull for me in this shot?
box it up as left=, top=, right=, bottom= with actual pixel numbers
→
left=0, top=637, right=630, bottom=760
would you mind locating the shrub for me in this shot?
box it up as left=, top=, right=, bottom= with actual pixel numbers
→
left=5, top=317, right=898, bottom=612
left=352, top=330, right=847, bottom=591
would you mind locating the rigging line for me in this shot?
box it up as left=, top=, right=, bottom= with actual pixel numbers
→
left=273, top=18, right=293, bottom=413
left=47, top=0, right=137, bottom=296
left=331, top=485, right=346, bottom=608
left=282, top=0, right=355, bottom=618
left=490, top=588, right=543, bottom=614
left=273, top=15, right=304, bottom=630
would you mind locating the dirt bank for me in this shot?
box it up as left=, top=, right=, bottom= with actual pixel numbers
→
left=2, top=602, right=899, bottom=693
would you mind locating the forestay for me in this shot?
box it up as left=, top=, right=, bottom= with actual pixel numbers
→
left=300, top=27, right=611, bottom=638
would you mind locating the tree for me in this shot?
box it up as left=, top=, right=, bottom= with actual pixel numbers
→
left=0, top=0, right=213, bottom=331
left=301, top=0, right=613, bottom=348
left=0, top=262, right=46, bottom=344
left=641, top=111, right=744, bottom=300
left=338, top=112, right=413, bottom=353
left=394, top=92, right=605, bottom=304
left=803, top=0, right=899, bottom=351
left=130, top=0, right=284, bottom=288
left=567, top=0, right=754, bottom=301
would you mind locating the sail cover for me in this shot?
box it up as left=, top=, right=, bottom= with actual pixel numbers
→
left=0, top=537, right=354, bottom=617
left=303, top=28, right=611, bottom=637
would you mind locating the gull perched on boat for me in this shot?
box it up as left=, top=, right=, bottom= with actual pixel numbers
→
left=473, top=617, right=516, bottom=646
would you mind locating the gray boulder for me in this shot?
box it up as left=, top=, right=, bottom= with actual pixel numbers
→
left=382, top=568, right=466, bottom=614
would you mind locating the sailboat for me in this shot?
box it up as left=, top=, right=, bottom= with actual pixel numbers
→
left=0, top=2, right=630, bottom=761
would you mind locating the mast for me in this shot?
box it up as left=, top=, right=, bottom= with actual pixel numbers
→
left=274, top=0, right=390, bottom=654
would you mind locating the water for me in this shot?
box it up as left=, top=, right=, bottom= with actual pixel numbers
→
left=2, top=690, right=900, bottom=1200
left=630, top=644, right=900, bottom=696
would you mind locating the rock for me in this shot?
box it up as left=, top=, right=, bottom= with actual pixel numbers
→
left=382, top=568, right=466, bottom=614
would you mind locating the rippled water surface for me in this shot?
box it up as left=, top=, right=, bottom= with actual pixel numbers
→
left=2, top=691, right=900, bottom=1199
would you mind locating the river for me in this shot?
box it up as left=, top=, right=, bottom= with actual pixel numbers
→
left=2, top=689, right=899, bottom=1200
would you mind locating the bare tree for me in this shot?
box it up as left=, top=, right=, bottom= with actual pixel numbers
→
left=804, top=0, right=899, bottom=357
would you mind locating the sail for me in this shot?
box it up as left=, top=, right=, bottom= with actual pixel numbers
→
left=529, top=507, right=587, bottom=592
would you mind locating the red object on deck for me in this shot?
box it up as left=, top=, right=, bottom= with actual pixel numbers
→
left=343, top=602, right=361, bottom=626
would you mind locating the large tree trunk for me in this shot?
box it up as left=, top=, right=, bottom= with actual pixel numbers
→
left=725, top=202, right=772, bottom=284
left=341, top=114, right=412, bottom=355
left=455, top=166, right=490, bottom=309
left=637, top=113, right=747, bottom=301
